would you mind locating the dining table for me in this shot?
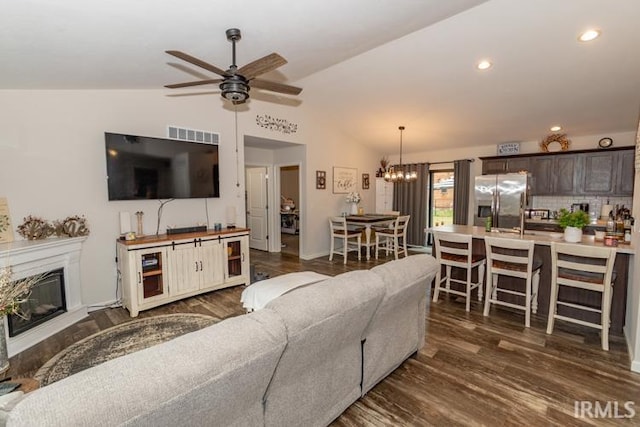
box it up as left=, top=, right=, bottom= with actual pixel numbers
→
left=345, top=214, right=397, bottom=260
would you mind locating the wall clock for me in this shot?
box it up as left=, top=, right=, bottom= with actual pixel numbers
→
left=598, top=137, right=613, bottom=149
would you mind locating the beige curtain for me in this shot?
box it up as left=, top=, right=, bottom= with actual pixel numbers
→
left=392, top=163, right=429, bottom=246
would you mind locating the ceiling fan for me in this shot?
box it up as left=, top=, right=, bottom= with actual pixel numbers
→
left=164, top=28, right=302, bottom=104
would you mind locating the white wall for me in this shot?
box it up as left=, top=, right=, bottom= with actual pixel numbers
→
left=0, top=90, right=307, bottom=306
left=0, top=89, right=379, bottom=306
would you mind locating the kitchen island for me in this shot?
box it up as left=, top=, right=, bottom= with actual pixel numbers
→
left=430, top=225, right=635, bottom=334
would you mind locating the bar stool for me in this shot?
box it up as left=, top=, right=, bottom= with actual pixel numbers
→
left=328, top=216, right=361, bottom=264
left=432, top=232, right=485, bottom=312
left=483, top=236, right=542, bottom=328
left=375, top=215, right=410, bottom=260
left=546, top=242, right=617, bottom=351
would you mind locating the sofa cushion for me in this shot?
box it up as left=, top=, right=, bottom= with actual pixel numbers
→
left=6, top=309, right=287, bottom=427
left=264, top=270, right=386, bottom=427
left=362, top=254, right=439, bottom=394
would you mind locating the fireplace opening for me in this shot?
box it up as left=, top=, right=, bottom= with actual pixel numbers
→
left=8, top=268, right=67, bottom=337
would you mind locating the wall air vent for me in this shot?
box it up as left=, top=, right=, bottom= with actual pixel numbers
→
left=167, top=126, right=220, bottom=145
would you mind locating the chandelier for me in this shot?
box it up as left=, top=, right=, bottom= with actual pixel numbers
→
left=384, top=126, right=417, bottom=182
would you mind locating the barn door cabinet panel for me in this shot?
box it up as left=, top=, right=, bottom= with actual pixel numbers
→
left=168, top=238, right=225, bottom=297
left=117, top=229, right=250, bottom=317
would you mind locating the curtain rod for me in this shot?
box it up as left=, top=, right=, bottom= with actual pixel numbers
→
left=395, top=159, right=475, bottom=167
left=399, top=159, right=475, bottom=166
left=428, top=159, right=475, bottom=165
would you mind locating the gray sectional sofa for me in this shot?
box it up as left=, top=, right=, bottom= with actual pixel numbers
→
left=2, top=254, right=438, bottom=426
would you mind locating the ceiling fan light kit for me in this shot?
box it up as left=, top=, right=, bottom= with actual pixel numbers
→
left=164, top=28, right=302, bottom=104
left=220, top=76, right=250, bottom=103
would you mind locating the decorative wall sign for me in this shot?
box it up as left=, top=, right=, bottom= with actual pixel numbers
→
left=0, top=198, right=14, bottom=243
left=256, top=114, right=298, bottom=134
left=333, top=167, right=357, bottom=194
left=497, top=142, right=520, bottom=156
left=362, top=173, right=370, bottom=190
left=316, top=170, right=326, bottom=190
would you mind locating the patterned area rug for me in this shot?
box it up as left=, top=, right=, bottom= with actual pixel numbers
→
left=34, top=313, right=218, bottom=386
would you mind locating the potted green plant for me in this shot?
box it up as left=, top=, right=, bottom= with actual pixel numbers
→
left=557, top=208, right=590, bottom=242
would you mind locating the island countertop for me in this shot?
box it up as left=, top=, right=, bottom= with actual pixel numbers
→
left=430, top=225, right=635, bottom=255
left=429, top=224, right=633, bottom=334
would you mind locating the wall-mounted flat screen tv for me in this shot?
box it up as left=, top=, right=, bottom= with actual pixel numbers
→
left=105, top=132, right=220, bottom=200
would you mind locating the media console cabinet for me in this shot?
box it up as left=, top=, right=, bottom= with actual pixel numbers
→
left=116, top=228, right=250, bottom=317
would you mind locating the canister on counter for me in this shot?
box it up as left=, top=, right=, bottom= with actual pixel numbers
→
left=604, top=235, right=618, bottom=247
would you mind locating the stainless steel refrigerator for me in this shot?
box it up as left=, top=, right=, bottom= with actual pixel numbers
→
left=474, top=173, right=529, bottom=230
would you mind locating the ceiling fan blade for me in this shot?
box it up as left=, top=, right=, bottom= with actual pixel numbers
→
left=251, top=78, right=303, bottom=96
left=165, top=50, right=229, bottom=77
left=237, top=53, right=287, bottom=79
left=164, top=79, right=223, bottom=89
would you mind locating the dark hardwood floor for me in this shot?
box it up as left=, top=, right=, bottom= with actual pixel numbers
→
left=8, top=249, right=640, bottom=426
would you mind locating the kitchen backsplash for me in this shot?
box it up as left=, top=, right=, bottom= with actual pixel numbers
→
left=532, top=196, right=633, bottom=217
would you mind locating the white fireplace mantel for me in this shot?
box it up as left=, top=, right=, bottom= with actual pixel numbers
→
left=0, top=237, right=88, bottom=356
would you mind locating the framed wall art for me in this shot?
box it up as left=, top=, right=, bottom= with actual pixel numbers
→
left=362, top=173, right=370, bottom=190
left=316, top=170, right=326, bottom=190
left=0, top=197, right=14, bottom=243
left=332, top=167, right=357, bottom=193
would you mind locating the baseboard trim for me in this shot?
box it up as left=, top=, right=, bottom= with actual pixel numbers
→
left=87, top=299, right=122, bottom=312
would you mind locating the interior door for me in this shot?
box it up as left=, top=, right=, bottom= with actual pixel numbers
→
left=246, top=167, right=269, bottom=251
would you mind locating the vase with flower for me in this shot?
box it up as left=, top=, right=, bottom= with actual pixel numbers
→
left=345, top=191, right=362, bottom=215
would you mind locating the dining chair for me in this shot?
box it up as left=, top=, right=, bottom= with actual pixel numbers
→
left=374, top=215, right=410, bottom=260
left=328, top=216, right=362, bottom=264
left=432, top=231, right=485, bottom=312
left=546, top=242, right=617, bottom=351
left=483, top=236, right=542, bottom=328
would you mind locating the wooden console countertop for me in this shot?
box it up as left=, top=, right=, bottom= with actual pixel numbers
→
left=117, top=227, right=250, bottom=246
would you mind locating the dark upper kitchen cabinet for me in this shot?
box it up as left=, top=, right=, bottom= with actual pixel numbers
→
left=581, top=151, right=616, bottom=194
left=481, top=157, right=530, bottom=175
left=529, top=156, right=554, bottom=195
left=529, top=155, right=578, bottom=196
left=480, top=146, right=634, bottom=197
left=580, top=150, right=634, bottom=196
left=555, top=155, right=579, bottom=194
left=482, top=159, right=507, bottom=174
left=616, top=149, right=635, bottom=196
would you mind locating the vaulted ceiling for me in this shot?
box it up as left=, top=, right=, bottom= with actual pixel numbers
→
left=2, top=0, right=639, bottom=153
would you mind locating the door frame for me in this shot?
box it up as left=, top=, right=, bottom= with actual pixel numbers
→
left=245, top=163, right=278, bottom=252
left=273, top=162, right=302, bottom=256
left=245, top=166, right=270, bottom=251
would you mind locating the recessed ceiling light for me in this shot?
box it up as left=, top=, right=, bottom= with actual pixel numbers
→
left=578, top=29, right=600, bottom=42
left=476, top=60, right=492, bottom=70
left=550, top=125, right=562, bottom=132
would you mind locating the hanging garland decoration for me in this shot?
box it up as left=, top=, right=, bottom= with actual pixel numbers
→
left=540, top=133, right=571, bottom=152
left=256, top=114, right=298, bottom=134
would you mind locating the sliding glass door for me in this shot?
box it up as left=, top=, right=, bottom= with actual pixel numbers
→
left=427, top=170, right=454, bottom=246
